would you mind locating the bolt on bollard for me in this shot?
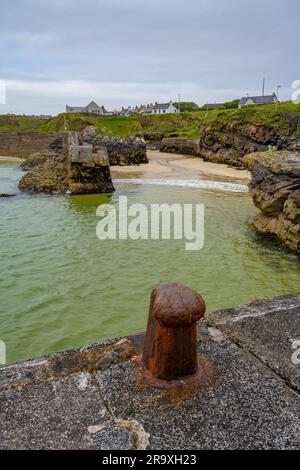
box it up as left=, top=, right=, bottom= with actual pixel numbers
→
left=142, top=283, right=206, bottom=388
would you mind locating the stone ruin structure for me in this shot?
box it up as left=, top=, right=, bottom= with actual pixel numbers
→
left=19, top=131, right=115, bottom=194
left=67, top=132, right=114, bottom=194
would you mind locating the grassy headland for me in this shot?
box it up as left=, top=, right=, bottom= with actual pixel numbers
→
left=1, top=101, right=300, bottom=139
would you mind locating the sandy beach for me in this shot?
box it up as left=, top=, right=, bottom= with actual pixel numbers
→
left=0, top=151, right=250, bottom=185
left=111, top=151, right=250, bottom=185
left=0, top=156, right=24, bottom=162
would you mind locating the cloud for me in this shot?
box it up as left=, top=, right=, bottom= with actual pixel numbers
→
left=1, top=79, right=292, bottom=115
left=0, top=0, right=299, bottom=114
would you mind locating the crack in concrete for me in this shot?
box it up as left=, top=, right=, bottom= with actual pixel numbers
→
left=207, top=324, right=300, bottom=398
left=90, top=372, right=150, bottom=450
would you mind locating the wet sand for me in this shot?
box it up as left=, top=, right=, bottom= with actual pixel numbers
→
left=111, top=151, right=250, bottom=185
left=0, top=156, right=24, bottom=162
left=0, top=152, right=250, bottom=185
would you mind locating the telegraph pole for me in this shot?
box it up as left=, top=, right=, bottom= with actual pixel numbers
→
left=262, top=78, right=265, bottom=96
left=276, top=85, right=281, bottom=112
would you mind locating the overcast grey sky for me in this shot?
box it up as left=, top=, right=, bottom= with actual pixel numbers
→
left=0, top=0, right=298, bottom=115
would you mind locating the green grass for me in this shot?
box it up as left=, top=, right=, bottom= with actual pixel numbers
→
left=0, top=115, right=47, bottom=132
left=1, top=101, right=300, bottom=139
left=38, top=113, right=144, bottom=138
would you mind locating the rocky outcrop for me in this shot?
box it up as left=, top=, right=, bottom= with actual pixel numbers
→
left=248, top=151, right=300, bottom=253
left=197, top=123, right=293, bottom=167
left=160, top=138, right=200, bottom=156
left=158, top=117, right=300, bottom=168
left=67, top=132, right=114, bottom=194
left=19, top=152, right=69, bottom=193
left=19, top=132, right=115, bottom=195
left=80, top=126, right=148, bottom=166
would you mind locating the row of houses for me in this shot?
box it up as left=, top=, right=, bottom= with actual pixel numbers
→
left=66, top=101, right=179, bottom=116
left=66, top=93, right=279, bottom=117
left=119, top=101, right=179, bottom=115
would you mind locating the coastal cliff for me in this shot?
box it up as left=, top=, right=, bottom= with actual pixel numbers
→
left=1, top=108, right=300, bottom=170
left=162, top=113, right=300, bottom=167
left=197, top=115, right=300, bottom=167
left=248, top=151, right=300, bottom=253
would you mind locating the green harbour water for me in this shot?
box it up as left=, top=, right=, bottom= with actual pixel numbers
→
left=0, top=160, right=299, bottom=364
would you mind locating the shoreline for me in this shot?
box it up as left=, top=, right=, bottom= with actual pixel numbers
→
left=0, top=151, right=250, bottom=187
left=111, top=151, right=250, bottom=185
left=0, top=156, right=25, bottom=162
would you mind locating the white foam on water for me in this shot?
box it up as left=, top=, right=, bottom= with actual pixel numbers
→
left=114, top=178, right=248, bottom=193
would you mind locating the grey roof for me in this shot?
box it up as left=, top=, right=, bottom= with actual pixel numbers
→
left=239, top=93, right=277, bottom=105
left=153, top=102, right=172, bottom=110
left=85, top=101, right=101, bottom=109
left=66, top=102, right=108, bottom=114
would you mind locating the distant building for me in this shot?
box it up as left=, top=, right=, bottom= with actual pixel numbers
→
left=132, top=103, right=155, bottom=114
left=151, top=101, right=179, bottom=115
left=117, top=106, right=133, bottom=116
left=202, top=103, right=224, bottom=110
left=239, top=93, right=278, bottom=108
left=66, top=101, right=108, bottom=115
left=113, top=101, right=179, bottom=116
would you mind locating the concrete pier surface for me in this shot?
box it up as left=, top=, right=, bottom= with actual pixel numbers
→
left=0, top=293, right=300, bottom=450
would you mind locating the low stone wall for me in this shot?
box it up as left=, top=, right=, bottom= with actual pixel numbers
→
left=160, top=137, right=200, bottom=156
left=0, top=132, right=64, bottom=158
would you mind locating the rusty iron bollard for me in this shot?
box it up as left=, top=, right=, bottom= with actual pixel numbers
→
left=141, top=283, right=206, bottom=388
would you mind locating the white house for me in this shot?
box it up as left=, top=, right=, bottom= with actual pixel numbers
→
left=238, top=93, right=278, bottom=108
left=66, top=101, right=108, bottom=115
left=151, top=101, right=179, bottom=115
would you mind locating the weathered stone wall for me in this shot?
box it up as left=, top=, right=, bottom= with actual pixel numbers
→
left=0, top=132, right=64, bottom=158
left=160, top=137, right=200, bottom=156
left=249, top=151, right=300, bottom=253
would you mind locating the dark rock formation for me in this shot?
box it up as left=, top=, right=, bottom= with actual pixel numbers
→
left=19, top=152, right=69, bottom=193
left=160, top=138, right=200, bottom=156
left=20, top=151, right=60, bottom=171
left=68, top=132, right=114, bottom=194
left=160, top=117, right=300, bottom=168
left=96, top=136, right=148, bottom=166
left=19, top=132, right=115, bottom=195
left=80, top=126, right=148, bottom=166
left=248, top=151, right=300, bottom=253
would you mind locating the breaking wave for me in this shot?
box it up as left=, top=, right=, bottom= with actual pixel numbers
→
left=114, top=178, right=248, bottom=193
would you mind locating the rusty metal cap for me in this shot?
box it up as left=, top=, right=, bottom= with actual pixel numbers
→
left=151, top=283, right=206, bottom=327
